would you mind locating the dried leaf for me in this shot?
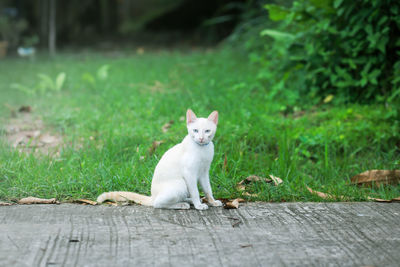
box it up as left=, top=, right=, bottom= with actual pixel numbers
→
left=306, top=186, right=346, bottom=200
left=104, top=201, right=118, bottom=206
left=0, top=202, right=13, bottom=206
left=238, top=175, right=272, bottom=185
left=223, top=154, right=227, bottom=171
left=306, top=186, right=330, bottom=199
left=323, top=94, right=334, bottom=103
left=224, top=199, right=239, bottom=209
left=161, top=120, right=174, bottom=133
left=392, top=196, right=400, bottom=202
left=18, top=105, right=32, bottom=113
left=136, top=47, right=145, bottom=55
left=148, top=140, right=164, bottom=155
left=221, top=198, right=244, bottom=209
left=236, top=198, right=246, bottom=203
left=236, top=175, right=272, bottom=196
left=367, top=196, right=400, bottom=203
left=74, top=199, right=97, bottom=205
left=367, top=196, right=392, bottom=203
left=240, top=244, right=253, bottom=248
left=243, top=192, right=258, bottom=197
left=18, top=197, right=59, bottom=204
left=350, top=170, right=400, bottom=187
left=269, top=175, right=283, bottom=186
left=236, top=184, right=246, bottom=192
left=201, top=196, right=208, bottom=203
left=202, top=197, right=244, bottom=206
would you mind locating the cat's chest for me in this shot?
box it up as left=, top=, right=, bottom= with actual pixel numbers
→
left=183, top=146, right=213, bottom=170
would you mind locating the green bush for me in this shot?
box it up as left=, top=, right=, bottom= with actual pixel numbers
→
left=257, top=0, right=400, bottom=105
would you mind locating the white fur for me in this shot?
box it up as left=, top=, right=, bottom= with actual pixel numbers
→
left=151, top=110, right=221, bottom=210
left=97, top=110, right=222, bottom=210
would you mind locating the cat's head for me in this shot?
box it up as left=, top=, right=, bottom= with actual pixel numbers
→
left=186, top=109, right=218, bottom=146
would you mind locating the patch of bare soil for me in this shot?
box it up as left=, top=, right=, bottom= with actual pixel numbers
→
left=2, top=106, right=63, bottom=156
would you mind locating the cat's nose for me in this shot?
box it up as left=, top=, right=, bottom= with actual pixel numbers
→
left=199, top=137, right=204, bottom=142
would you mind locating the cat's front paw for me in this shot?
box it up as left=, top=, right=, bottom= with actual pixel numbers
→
left=209, top=200, right=223, bottom=207
left=194, top=203, right=209, bottom=210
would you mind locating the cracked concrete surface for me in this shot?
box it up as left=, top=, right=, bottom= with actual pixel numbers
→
left=1, top=202, right=399, bottom=266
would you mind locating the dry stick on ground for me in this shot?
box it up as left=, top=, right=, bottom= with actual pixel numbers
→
left=0, top=202, right=13, bottom=206
left=18, top=197, right=59, bottom=204
left=73, top=199, right=98, bottom=205
left=367, top=196, right=400, bottom=203
left=306, top=186, right=348, bottom=201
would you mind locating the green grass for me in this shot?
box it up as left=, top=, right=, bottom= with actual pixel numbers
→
left=0, top=48, right=399, bottom=202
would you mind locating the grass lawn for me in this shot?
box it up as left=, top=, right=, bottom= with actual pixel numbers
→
left=0, top=48, right=399, bottom=202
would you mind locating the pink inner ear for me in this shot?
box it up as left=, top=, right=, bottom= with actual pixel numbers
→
left=186, top=109, right=197, bottom=124
left=208, top=111, right=218, bottom=125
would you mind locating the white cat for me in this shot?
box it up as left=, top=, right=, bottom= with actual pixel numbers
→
left=97, top=109, right=222, bottom=210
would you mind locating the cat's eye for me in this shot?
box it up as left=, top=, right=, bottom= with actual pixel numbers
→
left=193, top=129, right=199, bottom=133
left=205, top=129, right=211, bottom=133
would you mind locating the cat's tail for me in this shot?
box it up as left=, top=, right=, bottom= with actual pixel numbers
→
left=96, top=191, right=152, bottom=206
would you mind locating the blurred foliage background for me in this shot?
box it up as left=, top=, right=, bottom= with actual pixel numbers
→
left=1, top=0, right=399, bottom=110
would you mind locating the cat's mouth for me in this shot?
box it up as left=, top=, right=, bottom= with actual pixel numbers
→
left=197, top=141, right=209, bottom=146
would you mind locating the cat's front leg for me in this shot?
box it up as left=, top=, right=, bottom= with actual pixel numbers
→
left=183, top=171, right=208, bottom=210
left=199, top=173, right=222, bottom=207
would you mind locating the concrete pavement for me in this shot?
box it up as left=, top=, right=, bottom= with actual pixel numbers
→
left=1, top=202, right=399, bottom=266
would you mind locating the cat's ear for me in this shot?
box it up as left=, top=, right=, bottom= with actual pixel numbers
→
left=186, top=109, right=197, bottom=124
left=207, top=111, right=218, bottom=125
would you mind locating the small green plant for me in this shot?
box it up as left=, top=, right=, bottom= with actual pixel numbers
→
left=37, top=72, right=67, bottom=92
left=11, top=72, right=67, bottom=95
left=82, top=64, right=110, bottom=88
